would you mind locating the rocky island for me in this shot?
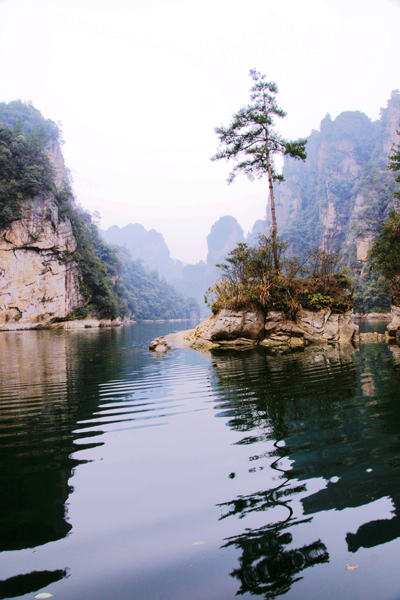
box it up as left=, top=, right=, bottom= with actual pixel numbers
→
left=184, top=306, right=358, bottom=349
left=150, top=304, right=400, bottom=353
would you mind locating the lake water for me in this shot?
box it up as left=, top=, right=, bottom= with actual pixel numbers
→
left=1, top=320, right=400, bottom=600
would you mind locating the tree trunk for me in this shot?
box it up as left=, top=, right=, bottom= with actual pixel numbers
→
left=265, top=126, right=279, bottom=274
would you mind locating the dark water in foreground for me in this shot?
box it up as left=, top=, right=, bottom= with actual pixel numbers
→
left=1, top=321, right=400, bottom=600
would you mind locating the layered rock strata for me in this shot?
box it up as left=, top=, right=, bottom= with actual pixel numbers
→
left=0, top=197, right=83, bottom=330
left=183, top=307, right=359, bottom=349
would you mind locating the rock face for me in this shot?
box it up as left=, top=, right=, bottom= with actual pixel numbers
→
left=184, top=307, right=359, bottom=349
left=0, top=196, right=83, bottom=330
left=276, top=98, right=400, bottom=255
left=273, top=94, right=400, bottom=314
left=206, top=309, right=265, bottom=342
left=387, top=305, right=400, bottom=342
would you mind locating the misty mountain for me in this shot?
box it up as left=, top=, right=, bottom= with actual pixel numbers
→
left=274, top=92, right=400, bottom=313
left=101, top=223, right=184, bottom=281
left=246, top=219, right=266, bottom=246
left=102, top=215, right=260, bottom=317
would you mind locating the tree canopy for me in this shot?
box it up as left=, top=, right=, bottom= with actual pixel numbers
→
left=370, top=209, right=400, bottom=279
left=211, top=69, right=307, bottom=272
left=0, top=124, right=55, bottom=226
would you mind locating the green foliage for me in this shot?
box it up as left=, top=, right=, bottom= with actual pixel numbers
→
left=212, top=69, right=307, bottom=271
left=388, top=129, right=400, bottom=200
left=353, top=267, right=391, bottom=313
left=0, top=100, right=60, bottom=141
left=370, top=209, right=400, bottom=305
left=0, top=124, right=55, bottom=226
left=368, top=130, right=400, bottom=306
left=207, top=236, right=353, bottom=316
left=306, top=293, right=332, bottom=310
left=370, top=209, right=400, bottom=280
left=211, top=69, right=307, bottom=185
left=67, top=205, right=121, bottom=319
left=113, top=247, right=199, bottom=320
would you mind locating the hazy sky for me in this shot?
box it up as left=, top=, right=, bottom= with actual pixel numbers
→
left=0, top=0, right=399, bottom=262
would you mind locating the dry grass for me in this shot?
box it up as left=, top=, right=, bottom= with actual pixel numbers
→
left=209, top=273, right=353, bottom=317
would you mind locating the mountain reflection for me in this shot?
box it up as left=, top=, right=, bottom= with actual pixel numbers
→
left=0, top=327, right=141, bottom=554
left=210, top=342, right=400, bottom=596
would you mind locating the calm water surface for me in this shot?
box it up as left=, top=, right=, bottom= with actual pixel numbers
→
left=1, top=321, right=400, bottom=600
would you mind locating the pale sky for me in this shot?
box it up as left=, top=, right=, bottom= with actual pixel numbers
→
left=0, top=0, right=399, bottom=262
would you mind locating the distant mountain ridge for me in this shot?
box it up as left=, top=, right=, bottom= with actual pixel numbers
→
left=102, top=216, right=265, bottom=316
left=101, top=223, right=184, bottom=281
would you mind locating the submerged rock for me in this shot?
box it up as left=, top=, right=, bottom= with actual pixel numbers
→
left=359, top=332, right=386, bottom=343
left=149, top=336, right=171, bottom=352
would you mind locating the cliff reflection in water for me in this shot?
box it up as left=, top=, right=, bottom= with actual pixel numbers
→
left=210, top=342, right=400, bottom=597
left=0, top=326, right=143, bottom=595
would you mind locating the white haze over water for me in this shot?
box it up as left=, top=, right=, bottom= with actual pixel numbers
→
left=0, top=0, right=399, bottom=262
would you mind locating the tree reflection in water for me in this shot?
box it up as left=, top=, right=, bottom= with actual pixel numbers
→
left=209, top=342, right=400, bottom=597
left=218, top=446, right=328, bottom=598
left=222, top=520, right=328, bottom=598
left=218, top=464, right=328, bottom=597
left=0, top=570, right=67, bottom=600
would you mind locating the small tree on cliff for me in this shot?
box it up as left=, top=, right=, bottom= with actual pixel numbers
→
left=211, top=69, right=307, bottom=273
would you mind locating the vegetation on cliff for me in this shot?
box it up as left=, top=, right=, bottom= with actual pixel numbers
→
left=115, top=247, right=199, bottom=320
left=370, top=209, right=400, bottom=305
left=60, top=203, right=199, bottom=320
left=274, top=92, right=400, bottom=313
left=0, top=100, right=60, bottom=141
left=0, top=124, right=55, bottom=226
left=0, top=101, right=199, bottom=321
left=369, top=136, right=400, bottom=306
left=206, top=235, right=353, bottom=317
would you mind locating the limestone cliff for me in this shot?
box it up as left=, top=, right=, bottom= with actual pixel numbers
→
left=275, top=92, right=400, bottom=313
left=0, top=195, right=83, bottom=329
left=0, top=100, right=202, bottom=326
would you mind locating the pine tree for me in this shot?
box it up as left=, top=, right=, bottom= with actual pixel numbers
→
left=211, top=69, right=307, bottom=273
